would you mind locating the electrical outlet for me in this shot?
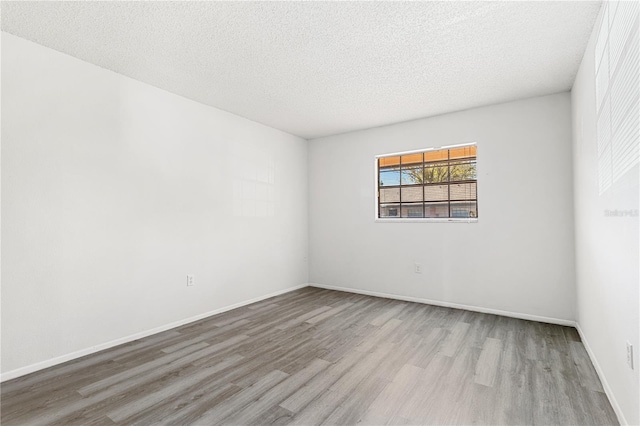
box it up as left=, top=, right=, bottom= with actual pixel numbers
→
left=627, top=341, right=634, bottom=370
left=414, top=263, right=422, bottom=274
left=186, top=274, right=194, bottom=287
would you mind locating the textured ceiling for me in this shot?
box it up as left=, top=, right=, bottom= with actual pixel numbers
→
left=2, top=1, right=601, bottom=139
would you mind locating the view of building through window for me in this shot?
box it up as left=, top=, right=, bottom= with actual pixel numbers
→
left=377, top=144, right=477, bottom=219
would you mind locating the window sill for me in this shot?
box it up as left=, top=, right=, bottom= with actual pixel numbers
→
left=375, top=218, right=478, bottom=223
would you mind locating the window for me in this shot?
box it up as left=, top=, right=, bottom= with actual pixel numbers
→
left=595, top=1, right=639, bottom=195
left=376, top=144, right=477, bottom=220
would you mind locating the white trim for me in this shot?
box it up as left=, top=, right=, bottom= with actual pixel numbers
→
left=375, top=218, right=478, bottom=223
left=309, top=283, right=576, bottom=327
left=375, top=142, right=477, bottom=158
left=376, top=147, right=436, bottom=157
left=575, top=323, right=628, bottom=426
left=0, top=284, right=307, bottom=383
left=441, top=142, right=476, bottom=149
left=374, top=156, right=382, bottom=219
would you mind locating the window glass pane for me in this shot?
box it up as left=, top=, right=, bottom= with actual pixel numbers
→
left=424, top=184, right=449, bottom=201
left=451, top=201, right=477, bottom=218
left=449, top=160, right=476, bottom=181
left=450, top=182, right=477, bottom=200
left=380, top=187, right=400, bottom=203
left=401, top=186, right=423, bottom=202
left=379, top=168, right=400, bottom=186
left=401, top=166, right=422, bottom=185
left=424, top=150, right=448, bottom=162
left=401, top=153, right=422, bottom=165
left=401, top=203, right=424, bottom=218
left=425, top=202, right=449, bottom=218
left=449, top=145, right=477, bottom=160
left=380, top=203, right=400, bottom=217
left=423, top=163, right=449, bottom=183
left=379, top=156, right=400, bottom=167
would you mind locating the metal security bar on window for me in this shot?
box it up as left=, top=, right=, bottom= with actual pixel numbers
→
left=377, top=144, right=477, bottom=219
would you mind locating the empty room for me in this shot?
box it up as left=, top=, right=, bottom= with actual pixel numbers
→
left=1, top=1, right=639, bottom=425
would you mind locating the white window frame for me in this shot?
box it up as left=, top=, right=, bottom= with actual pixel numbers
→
left=374, top=142, right=478, bottom=223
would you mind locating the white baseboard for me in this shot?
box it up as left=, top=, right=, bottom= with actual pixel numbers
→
left=575, top=323, right=628, bottom=426
left=309, top=283, right=576, bottom=327
left=0, top=284, right=307, bottom=383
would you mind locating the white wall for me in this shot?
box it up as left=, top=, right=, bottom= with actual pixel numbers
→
left=571, top=4, right=639, bottom=425
left=1, top=33, right=308, bottom=376
left=309, top=93, right=576, bottom=323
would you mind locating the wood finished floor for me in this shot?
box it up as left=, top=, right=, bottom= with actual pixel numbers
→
left=1, top=287, right=618, bottom=426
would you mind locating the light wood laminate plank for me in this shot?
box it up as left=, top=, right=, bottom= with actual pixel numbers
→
left=0, top=287, right=618, bottom=426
